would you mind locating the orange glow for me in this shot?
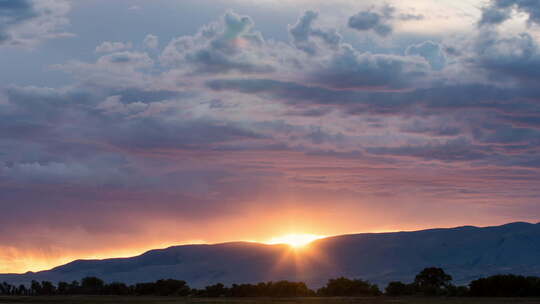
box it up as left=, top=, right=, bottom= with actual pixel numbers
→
left=232, top=37, right=249, bottom=48
left=0, top=197, right=507, bottom=274
left=266, top=233, right=325, bottom=248
left=0, top=240, right=208, bottom=274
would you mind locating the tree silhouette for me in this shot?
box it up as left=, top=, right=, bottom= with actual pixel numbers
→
left=414, top=267, right=452, bottom=295
left=30, top=280, right=42, bottom=296
left=40, top=281, right=56, bottom=295
left=1, top=282, right=13, bottom=295
left=317, top=277, right=381, bottom=296
left=154, top=279, right=190, bottom=296
left=16, top=284, right=28, bottom=296
left=104, top=282, right=130, bottom=295
left=385, top=281, right=414, bottom=296
left=268, top=281, right=314, bottom=297
left=470, top=274, right=540, bottom=297
left=81, top=277, right=105, bottom=294
left=202, top=283, right=227, bottom=297
left=5, top=272, right=540, bottom=298
left=57, top=282, right=69, bottom=295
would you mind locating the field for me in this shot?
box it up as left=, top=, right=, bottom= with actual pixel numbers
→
left=1, top=297, right=540, bottom=304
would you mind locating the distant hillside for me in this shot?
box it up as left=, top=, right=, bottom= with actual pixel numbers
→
left=2, top=222, right=540, bottom=288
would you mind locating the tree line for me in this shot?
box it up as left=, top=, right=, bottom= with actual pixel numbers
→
left=1, top=267, right=540, bottom=297
left=386, top=268, right=540, bottom=297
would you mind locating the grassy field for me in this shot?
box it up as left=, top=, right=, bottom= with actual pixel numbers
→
left=1, top=297, right=539, bottom=304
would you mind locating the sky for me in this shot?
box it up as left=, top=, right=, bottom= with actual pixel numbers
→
left=1, top=0, right=540, bottom=274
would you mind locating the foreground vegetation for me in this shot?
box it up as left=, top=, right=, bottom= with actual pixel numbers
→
left=2, top=267, right=540, bottom=299
left=2, top=296, right=540, bottom=304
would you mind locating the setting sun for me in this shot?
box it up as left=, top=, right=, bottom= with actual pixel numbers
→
left=266, top=234, right=325, bottom=248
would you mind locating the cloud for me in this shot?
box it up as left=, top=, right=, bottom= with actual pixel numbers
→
left=479, top=5, right=511, bottom=26
left=207, top=75, right=540, bottom=116
left=143, top=34, right=159, bottom=49
left=473, top=122, right=540, bottom=145
left=347, top=4, right=427, bottom=37
left=160, top=10, right=274, bottom=75
left=52, top=51, right=155, bottom=89
left=398, top=13, right=424, bottom=21
left=82, top=10, right=431, bottom=93
left=473, top=30, right=540, bottom=82
left=104, top=117, right=264, bottom=150
left=406, top=41, right=446, bottom=70
left=95, top=41, right=133, bottom=53
left=401, top=118, right=463, bottom=137
left=0, top=0, right=37, bottom=44
left=367, top=137, right=490, bottom=162
left=307, top=44, right=430, bottom=89
left=98, top=51, right=153, bottom=67
left=96, top=95, right=149, bottom=116
left=288, top=10, right=342, bottom=55
left=348, top=10, right=393, bottom=37
left=480, top=0, right=540, bottom=26
left=347, top=4, right=422, bottom=37
left=0, top=0, right=71, bottom=47
left=3, top=5, right=540, bottom=273
left=2, top=161, right=127, bottom=185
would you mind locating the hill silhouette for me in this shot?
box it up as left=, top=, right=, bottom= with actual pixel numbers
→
left=1, top=222, right=539, bottom=287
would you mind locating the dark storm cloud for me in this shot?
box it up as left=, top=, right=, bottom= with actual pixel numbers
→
left=0, top=0, right=70, bottom=46
left=206, top=75, right=540, bottom=167
left=469, top=1, right=540, bottom=83
left=347, top=5, right=421, bottom=37
left=104, top=119, right=264, bottom=150
left=348, top=10, right=393, bottom=37
left=480, top=0, right=540, bottom=26
left=0, top=0, right=35, bottom=43
left=0, top=0, right=35, bottom=19
left=205, top=78, right=358, bottom=106
left=206, top=79, right=540, bottom=115
left=6, top=85, right=266, bottom=153
left=366, top=135, right=540, bottom=168
left=103, top=51, right=153, bottom=66
left=479, top=5, right=511, bottom=26
left=473, top=31, right=540, bottom=82
left=308, top=44, right=429, bottom=89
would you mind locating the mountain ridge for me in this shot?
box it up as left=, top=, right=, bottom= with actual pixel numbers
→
left=2, top=221, right=539, bottom=288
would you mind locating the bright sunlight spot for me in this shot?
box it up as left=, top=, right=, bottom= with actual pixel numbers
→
left=266, top=234, right=325, bottom=248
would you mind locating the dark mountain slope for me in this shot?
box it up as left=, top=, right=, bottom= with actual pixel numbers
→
left=1, top=222, right=539, bottom=287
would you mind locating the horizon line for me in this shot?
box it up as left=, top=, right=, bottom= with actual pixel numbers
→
left=5, top=220, right=538, bottom=276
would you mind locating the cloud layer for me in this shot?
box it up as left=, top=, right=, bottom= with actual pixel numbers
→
left=1, top=0, right=540, bottom=274
left=0, top=0, right=71, bottom=47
